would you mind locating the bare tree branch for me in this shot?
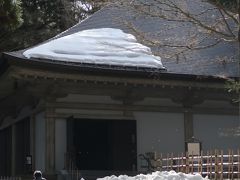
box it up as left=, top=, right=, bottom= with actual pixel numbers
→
left=218, top=8, right=236, bottom=37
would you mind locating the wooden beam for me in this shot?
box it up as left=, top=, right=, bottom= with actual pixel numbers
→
left=47, top=102, right=239, bottom=115
left=184, top=112, right=193, bottom=142
left=7, top=68, right=235, bottom=103
left=23, top=82, right=234, bottom=104
left=12, top=67, right=227, bottom=90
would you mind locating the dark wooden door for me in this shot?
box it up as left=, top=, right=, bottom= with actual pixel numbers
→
left=74, top=120, right=109, bottom=170
left=109, top=120, right=137, bottom=171
left=69, top=119, right=137, bottom=171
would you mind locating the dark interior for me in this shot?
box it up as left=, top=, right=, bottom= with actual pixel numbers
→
left=0, top=118, right=30, bottom=176
left=67, top=119, right=137, bottom=171
left=0, top=127, right=12, bottom=176
left=15, top=118, right=30, bottom=175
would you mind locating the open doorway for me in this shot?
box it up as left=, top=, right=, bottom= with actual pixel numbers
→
left=67, top=119, right=137, bottom=171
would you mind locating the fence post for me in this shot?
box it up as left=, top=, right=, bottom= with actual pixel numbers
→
left=198, top=151, right=202, bottom=175
left=186, top=152, right=189, bottom=174
left=210, top=150, right=213, bottom=179
left=220, top=150, right=223, bottom=180
left=201, top=151, right=203, bottom=176
left=206, top=151, right=209, bottom=177
left=228, top=149, right=231, bottom=179
left=160, top=153, right=163, bottom=171
left=181, top=152, right=184, bottom=173
left=177, top=153, right=180, bottom=172
left=231, top=149, right=234, bottom=180
left=191, top=151, right=194, bottom=174
left=171, top=153, right=173, bottom=170
left=214, top=149, right=218, bottom=179
left=166, top=153, right=169, bottom=171
left=238, top=149, right=240, bottom=179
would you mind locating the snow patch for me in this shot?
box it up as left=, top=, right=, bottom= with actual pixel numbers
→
left=23, top=28, right=164, bottom=69
left=97, top=171, right=207, bottom=180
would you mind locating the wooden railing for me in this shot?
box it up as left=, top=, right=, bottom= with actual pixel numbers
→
left=140, top=149, right=240, bottom=179
left=64, top=149, right=240, bottom=180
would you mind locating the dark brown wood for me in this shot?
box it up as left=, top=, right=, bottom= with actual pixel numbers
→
left=228, top=150, right=231, bottom=179
left=221, top=150, right=223, bottom=179
left=184, top=112, right=193, bottom=144
left=210, top=150, right=213, bottom=179
left=238, top=149, right=240, bottom=179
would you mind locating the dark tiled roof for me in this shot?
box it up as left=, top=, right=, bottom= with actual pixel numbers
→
left=3, top=0, right=239, bottom=78
left=54, top=1, right=239, bottom=78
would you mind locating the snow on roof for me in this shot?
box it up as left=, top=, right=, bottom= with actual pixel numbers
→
left=23, top=28, right=164, bottom=69
left=97, top=171, right=206, bottom=180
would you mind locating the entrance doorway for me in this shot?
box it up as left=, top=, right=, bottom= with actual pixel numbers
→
left=67, top=119, right=137, bottom=171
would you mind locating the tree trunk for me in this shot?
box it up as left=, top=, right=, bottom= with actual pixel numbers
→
left=238, top=0, right=240, bottom=42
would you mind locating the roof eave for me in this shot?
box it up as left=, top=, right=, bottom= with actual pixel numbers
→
left=1, top=52, right=232, bottom=83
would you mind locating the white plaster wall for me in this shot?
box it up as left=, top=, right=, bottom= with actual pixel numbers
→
left=193, top=114, right=240, bottom=152
left=55, top=119, right=67, bottom=171
left=35, top=112, right=46, bottom=172
left=134, top=112, right=184, bottom=169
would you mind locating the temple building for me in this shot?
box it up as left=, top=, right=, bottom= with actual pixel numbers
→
left=0, top=0, right=239, bottom=179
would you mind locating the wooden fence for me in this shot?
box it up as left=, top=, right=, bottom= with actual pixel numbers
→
left=65, top=150, right=240, bottom=180
left=140, top=149, right=240, bottom=179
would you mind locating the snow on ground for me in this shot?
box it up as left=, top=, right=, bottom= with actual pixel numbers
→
left=97, top=171, right=207, bottom=180
left=23, top=28, right=164, bottom=69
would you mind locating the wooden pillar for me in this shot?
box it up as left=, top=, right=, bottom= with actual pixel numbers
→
left=184, top=110, right=193, bottom=142
left=11, top=124, right=16, bottom=176
left=45, top=107, right=55, bottom=173
left=30, top=115, right=35, bottom=171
